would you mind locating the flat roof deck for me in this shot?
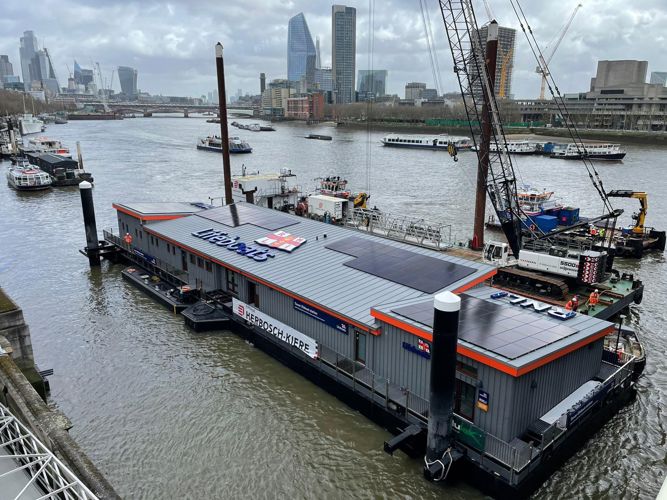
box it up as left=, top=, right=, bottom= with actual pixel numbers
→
left=127, top=202, right=496, bottom=330
left=372, top=286, right=615, bottom=376
left=113, top=202, right=212, bottom=220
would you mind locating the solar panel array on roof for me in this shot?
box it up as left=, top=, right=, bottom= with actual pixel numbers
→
left=197, top=204, right=299, bottom=230
left=326, top=236, right=476, bottom=294
left=392, top=295, right=578, bottom=360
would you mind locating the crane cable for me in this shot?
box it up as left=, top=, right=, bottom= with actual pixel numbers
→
left=508, top=0, right=614, bottom=215
left=365, top=0, right=375, bottom=197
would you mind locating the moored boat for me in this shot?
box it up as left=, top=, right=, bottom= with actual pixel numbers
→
left=22, top=137, right=71, bottom=157
left=6, top=162, right=52, bottom=191
left=472, top=140, right=537, bottom=155
left=381, top=133, right=472, bottom=150
left=19, top=114, right=45, bottom=136
left=196, top=135, right=252, bottom=154
left=551, top=142, right=626, bottom=161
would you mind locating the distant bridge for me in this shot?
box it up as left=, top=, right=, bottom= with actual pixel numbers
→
left=84, top=102, right=256, bottom=117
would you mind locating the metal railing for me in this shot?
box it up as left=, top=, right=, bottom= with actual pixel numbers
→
left=103, top=229, right=188, bottom=282
left=0, top=403, right=98, bottom=499
left=344, top=208, right=454, bottom=251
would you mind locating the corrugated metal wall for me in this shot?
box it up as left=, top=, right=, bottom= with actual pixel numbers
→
left=257, top=285, right=354, bottom=358
left=507, top=339, right=603, bottom=440
left=372, top=323, right=432, bottom=400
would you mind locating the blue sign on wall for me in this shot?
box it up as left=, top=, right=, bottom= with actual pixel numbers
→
left=402, top=341, right=431, bottom=359
left=294, top=299, right=348, bottom=334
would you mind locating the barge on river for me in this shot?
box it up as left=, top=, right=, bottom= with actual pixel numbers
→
left=102, top=201, right=638, bottom=498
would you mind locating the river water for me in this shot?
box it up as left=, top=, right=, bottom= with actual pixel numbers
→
left=1, top=116, right=665, bottom=499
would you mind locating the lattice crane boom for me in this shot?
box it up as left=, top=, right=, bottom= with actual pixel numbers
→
left=438, top=0, right=524, bottom=257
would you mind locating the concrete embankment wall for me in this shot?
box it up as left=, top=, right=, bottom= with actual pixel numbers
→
left=530, top=127, right=667, bottom=145
left=0, top=288, right=120, bottom=499
left=336, top=120, right=667, bottom=145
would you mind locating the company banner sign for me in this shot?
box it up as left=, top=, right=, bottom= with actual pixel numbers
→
left=233, top=299, right=318, bottom=359
left=293, top=299, right=348, bottom=334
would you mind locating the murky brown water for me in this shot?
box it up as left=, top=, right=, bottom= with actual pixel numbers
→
left=1, top=117, right=665, bottom=498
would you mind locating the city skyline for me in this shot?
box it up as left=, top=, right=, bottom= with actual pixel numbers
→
left=0, top=0, right=666, bottom=99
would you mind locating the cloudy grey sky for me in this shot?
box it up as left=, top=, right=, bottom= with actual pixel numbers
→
left=1, top=0, right=665, bottom=99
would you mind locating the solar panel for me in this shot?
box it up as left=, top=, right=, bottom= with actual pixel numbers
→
left=197, top=203, right=299, bottom=230
left=325, top=236, right=476, bottom=293
left=391, top=294, right=579, bottom=360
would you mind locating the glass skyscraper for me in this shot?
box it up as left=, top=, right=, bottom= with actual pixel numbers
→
left=287, top=13, right=316, bottom=85
left=332, top=5, right=356, bottom=104
left=118, top=66, right=138, bottom=98
left=357, top=70, right=387, bottom=97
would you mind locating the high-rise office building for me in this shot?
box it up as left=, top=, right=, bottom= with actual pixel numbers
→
left=332, top=5, right=356, bottom=104
left=472, top=24, right=516, bottom=98
left=288, top=13, right=317, bottom=86
left=28, top=48, right=59, bottom=94
left=315, top=37, right=321, bottom=69
left=260, top=73, right=266, bottom=94
left=74, top=60, right=94, bottom=87
left=118, top=66, right=138, bottom=97
left=405, top=82, right=426, bottom=100
left=0, top=55, right=14, bottom=83
left=19, top=31, right=38, bottom=86
left=314, top=67, right=333, bottom=92
left=357, top=70, right=387, bottom=97
left=650, top=71, right=667, bottom=86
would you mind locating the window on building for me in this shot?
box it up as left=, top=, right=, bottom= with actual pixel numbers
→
left=205, top=261, right=212, bottom=272
left=197, top=257, right=204, bottom=269
left=456, top=361, right=478, bottom=379
left=135, top=228, right=138, bottom=237
left=172, top=245, right=176, bottom=256
left=167, top=243, right=171, bottom=253
left=226, top=269, right=238, bottom=295
left=454, top=379, right=476, bottom=421
left=190, top=254, right=195, bottom=265
left=140, top=231, right=143, bottom=240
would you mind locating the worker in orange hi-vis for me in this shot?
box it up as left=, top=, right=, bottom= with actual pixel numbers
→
left=589, top=289, right=600, bottom=306
left=123, top=232, right=133, bottom=245
left=565, top=295, right=579, bottom=311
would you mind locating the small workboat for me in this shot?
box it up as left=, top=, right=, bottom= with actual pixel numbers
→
left=305, top=134, right=332, bottom=141
left=603, top=325, right=646, bottom=380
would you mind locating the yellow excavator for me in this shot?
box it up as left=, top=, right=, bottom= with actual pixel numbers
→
left=606, top=190, right=665, bottom=257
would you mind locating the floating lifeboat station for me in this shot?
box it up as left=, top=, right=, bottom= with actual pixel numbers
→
left=86, top=197, right=638, bottom=498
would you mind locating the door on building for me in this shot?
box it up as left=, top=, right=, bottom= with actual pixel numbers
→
left=454, top=379, right=476, bottom=421
left=181, top=250, right=188, bottom=271
left=354, top=330, right=367, bottom=365
left=248, top=281, right=259, bottom=306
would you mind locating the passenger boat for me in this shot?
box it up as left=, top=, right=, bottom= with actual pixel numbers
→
left=19, top=114, right=45, bottom=136
left=381, top=133, right=473, bottom=150
left=472, top=140, right=537, bottom=155
left=551, top=143, right=626, bottom=161
left=196, top=135, right=252, bottom=154
left=260, top=125, right=276, bottom=131
left=22, top=137, right=71, bottom=157
left=6, top=162, right=52, bottom=191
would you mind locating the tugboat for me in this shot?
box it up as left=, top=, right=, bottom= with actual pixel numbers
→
left=196, top=135, right=252, bottom=154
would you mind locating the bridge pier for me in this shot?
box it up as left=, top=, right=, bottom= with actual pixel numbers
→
left=183, top=109, right=189, bottom=118
left=143, top=111, right=152, bottom=117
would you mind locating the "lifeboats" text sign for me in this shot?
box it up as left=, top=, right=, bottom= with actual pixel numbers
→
left=233, top=299, right=318, bottom=359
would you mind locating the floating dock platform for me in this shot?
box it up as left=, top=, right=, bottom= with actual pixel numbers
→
left=98, top=201, right=639, bottom=498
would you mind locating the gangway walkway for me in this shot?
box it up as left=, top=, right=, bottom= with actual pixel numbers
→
left=0, top=403, right=98, bottom=499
